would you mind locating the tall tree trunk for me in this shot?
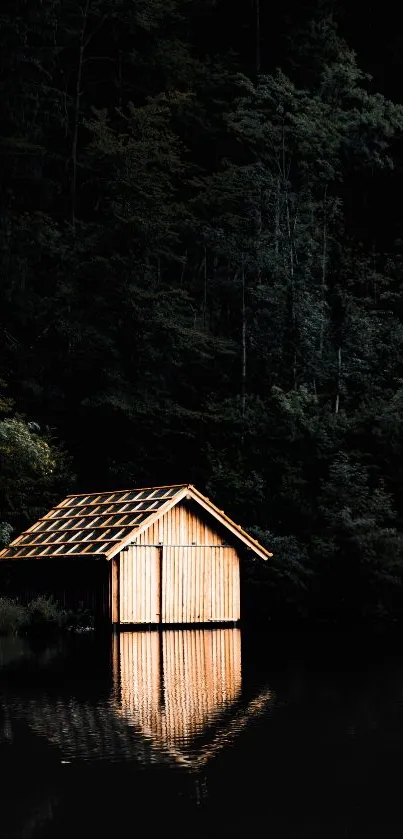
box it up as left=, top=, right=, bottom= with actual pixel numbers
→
left=335, top=345, right=342, bottom=414
left=71, top=1, right=89, bottom=229
left=241, top=258, right=246, bottom=421
left=71, top=2, right=107, bottom=228
left=117, top=48, right=123, bottom=109
left=275, top=177, right=280, bottom=259
left=203, top=245, right=208, bottom=331
left=255, top=0, right=260, bottom=75
left=319, top=184, right=328, bottom=358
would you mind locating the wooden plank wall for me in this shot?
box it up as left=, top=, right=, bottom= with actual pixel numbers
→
left=117, top=500, right=241, bottom=624
left=119, top=544, right=240, bottom=624
left=119, top=546, right=159, bottom=624
left=162, top=546, right=239, bottom=623
left=116, top=629, right=242, bottom=755
left=136, top=500, right=227, bottom=547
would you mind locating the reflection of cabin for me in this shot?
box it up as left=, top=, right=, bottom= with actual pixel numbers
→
left=0, top=485, right=272, bottom=626
left=2, top=629, right=273, bottom=769
left=115, top=629, right=242, bottom=759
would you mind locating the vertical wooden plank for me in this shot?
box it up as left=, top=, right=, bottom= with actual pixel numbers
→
left=176, top=546, right=181, bottom=623
left=229, top=551, right=234, bottom=622
left=173, top=545, right=177, bottom=623
left=231, top=551, right=236, bottom=622
left=221, top=549, right=225, bottom=621
left=136, top=546, right=141, bottom=623
left=193, top=548, right=197, bottom=623
left=128, top=546, right=132, bottom=623
left=120, top=549, right=125, bottom=622
left=111, top=556, right=119, bottom=624
left=190, top=548, right=195, bottom=622
left=149, top=546, right=153, bottom=623
left=226, top=549, right=231, bottom=621
left=224, top=549, right=229, bottom=621
left=172, top=546, right=176, bottom=624
left=124, top=548, right=129, bottom=624
left=130, top=546, right=135, bottom=623
left=168, top=509, right=172, bottom=551
left=219, top=548, right=223, bottom=621
left=207, top=549, right=212, bottom=622
left=123, top=548, right=133, bottom=623
left=140, top=546, right=144, bottom=623
left=235, top=552, right=240, bottom=621
left=184, top=547, right=189, bottom=623
left=143, top=546, right=147, bottom=623
left=200, top=550, right=205, bottom=623
left=168, top=546, right=173, bottom=624
left=212, top=547, right=216, bottom=621
left=177, top=545, right=182, bottom=624
left=201, top=550, right=205, bottom=622
left=162, top=545, right=167, bottom=623
left=141, top=546, right=145, bottom=623
left=163, top=546, right=168, bottom=623
left=144, top=547, right=149, bottom=623
left=224, top=548, right=229, bottom=621
left=178, top=546, right=182, bottom=623
left=140, top=548, right=144, bottom=623
left=155, top=546, right=161, bottom=623
left=217, top=547, right=221, bottom=621
left=188, top=508, right=192, bottom=545
left=228, top=549, right=233, bottom=621
left=119, top=550, right=124, bottom=623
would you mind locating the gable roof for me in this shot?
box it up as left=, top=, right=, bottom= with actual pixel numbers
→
left=0, top=484, right=273, bottom=562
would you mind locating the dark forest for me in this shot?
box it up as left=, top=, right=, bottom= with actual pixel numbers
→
left=2, top=0, right=403, bottom=624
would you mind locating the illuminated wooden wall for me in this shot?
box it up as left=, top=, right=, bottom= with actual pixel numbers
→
left=116, top=502, right=241, bottom=624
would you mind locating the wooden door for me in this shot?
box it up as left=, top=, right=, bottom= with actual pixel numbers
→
left=119, top=545, right=160, bottom=624
left=161, top=546, right=240, bottom=623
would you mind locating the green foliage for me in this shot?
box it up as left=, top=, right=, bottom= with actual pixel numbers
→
left=0, top=598, right=26, bottom=636
left=0, top=595, right=93, bottom=637
left=0, top=386, right=73, bottom=540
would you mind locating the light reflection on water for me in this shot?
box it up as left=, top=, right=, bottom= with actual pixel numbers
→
left=4, top=629, right=403, bottom=837
left=1, top=629, right=273, bottom=768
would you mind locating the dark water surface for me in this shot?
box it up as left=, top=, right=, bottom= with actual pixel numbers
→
left=1, top=626, right=403, bottom=838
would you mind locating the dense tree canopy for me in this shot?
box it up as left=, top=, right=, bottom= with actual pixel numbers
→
left=2, top=0, right=403, bottom=623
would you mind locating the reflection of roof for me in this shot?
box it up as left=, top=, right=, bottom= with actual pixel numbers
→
left=0, top=484, right=272, bottom=561
left=2, top=629, right=274, bottom=770
left=2, top=686, right=273, bottom=770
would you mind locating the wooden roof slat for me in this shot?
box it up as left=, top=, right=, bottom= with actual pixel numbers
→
left=0, top=483, right=273, bottom=562
left=63, top=484, right=184, bottom=499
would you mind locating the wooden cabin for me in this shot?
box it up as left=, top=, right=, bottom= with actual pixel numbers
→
left=0, top=484, right=272, bottom=626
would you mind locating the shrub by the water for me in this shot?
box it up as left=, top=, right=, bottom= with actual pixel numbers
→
left=25, top=595, right=67, bottom=636
left=0, top=596, right=93, bottom=636
left=0, top=598, right=26, bottom=636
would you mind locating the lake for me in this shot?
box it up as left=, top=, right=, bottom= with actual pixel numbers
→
left=1, top=626, right=403, bottom=838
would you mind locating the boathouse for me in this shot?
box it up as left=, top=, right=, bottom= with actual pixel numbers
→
left=0, top=484, right=272, bottom=625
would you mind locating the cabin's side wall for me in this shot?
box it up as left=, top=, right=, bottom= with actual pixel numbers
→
left=115, top=501, right=241, bottom=625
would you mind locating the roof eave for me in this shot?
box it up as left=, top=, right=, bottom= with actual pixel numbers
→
left=186, top=485, right=273, bottom=560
